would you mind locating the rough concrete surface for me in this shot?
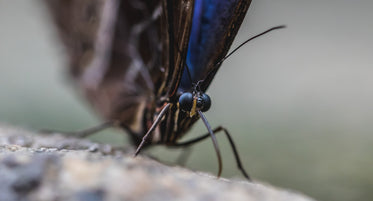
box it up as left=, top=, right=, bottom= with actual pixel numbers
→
left=0, top=125, right=316, bottom=201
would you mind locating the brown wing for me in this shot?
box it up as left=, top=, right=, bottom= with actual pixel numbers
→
left=46, top=0, right=164, bottom=135
left=158, top=0, right=194, bottom=99
left=199, top=0, right=252, bottom=91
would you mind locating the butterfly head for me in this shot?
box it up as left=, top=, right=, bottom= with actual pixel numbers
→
left=178, top=91, right=211, bottom=117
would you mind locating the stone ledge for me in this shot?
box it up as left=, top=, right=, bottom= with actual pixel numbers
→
left=0, top=125, right=315, bottom=201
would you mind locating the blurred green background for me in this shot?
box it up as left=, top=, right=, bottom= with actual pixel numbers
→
left=1, top=1, right=372, bottom=200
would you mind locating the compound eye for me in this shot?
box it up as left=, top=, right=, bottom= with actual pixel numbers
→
left=179, top=92, right=193, bottom=111
left=200, top=93, right=211, bottom=112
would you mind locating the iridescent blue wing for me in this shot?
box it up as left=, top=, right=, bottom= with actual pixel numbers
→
left=179, top=0, right=252, bottom=92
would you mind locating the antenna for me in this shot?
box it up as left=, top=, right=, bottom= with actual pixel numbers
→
left=203, top=25, right=286, bottom=83
left=218, top=25, right=286, bottom=66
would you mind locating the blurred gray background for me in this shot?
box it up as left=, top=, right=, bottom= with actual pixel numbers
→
left=0, top=1, right=372, bottom=200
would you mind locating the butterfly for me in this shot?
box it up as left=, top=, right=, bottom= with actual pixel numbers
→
left=47, top=0, right=282, bottom=179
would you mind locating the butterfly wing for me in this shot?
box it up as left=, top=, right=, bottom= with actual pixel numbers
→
left=47, top=0, right=165, bottom=135
left=46, top=0, right=195, bottom=141
left=159, top=0, right=194, bottom=99
left=179, top=0, right=252, bottom=92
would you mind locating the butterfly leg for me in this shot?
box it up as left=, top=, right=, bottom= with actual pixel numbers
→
left=171, top=126, right=251, bottom=180
left=134, top=103, right=171, bottom=156
left=40, top=121, right=118, bottom=138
